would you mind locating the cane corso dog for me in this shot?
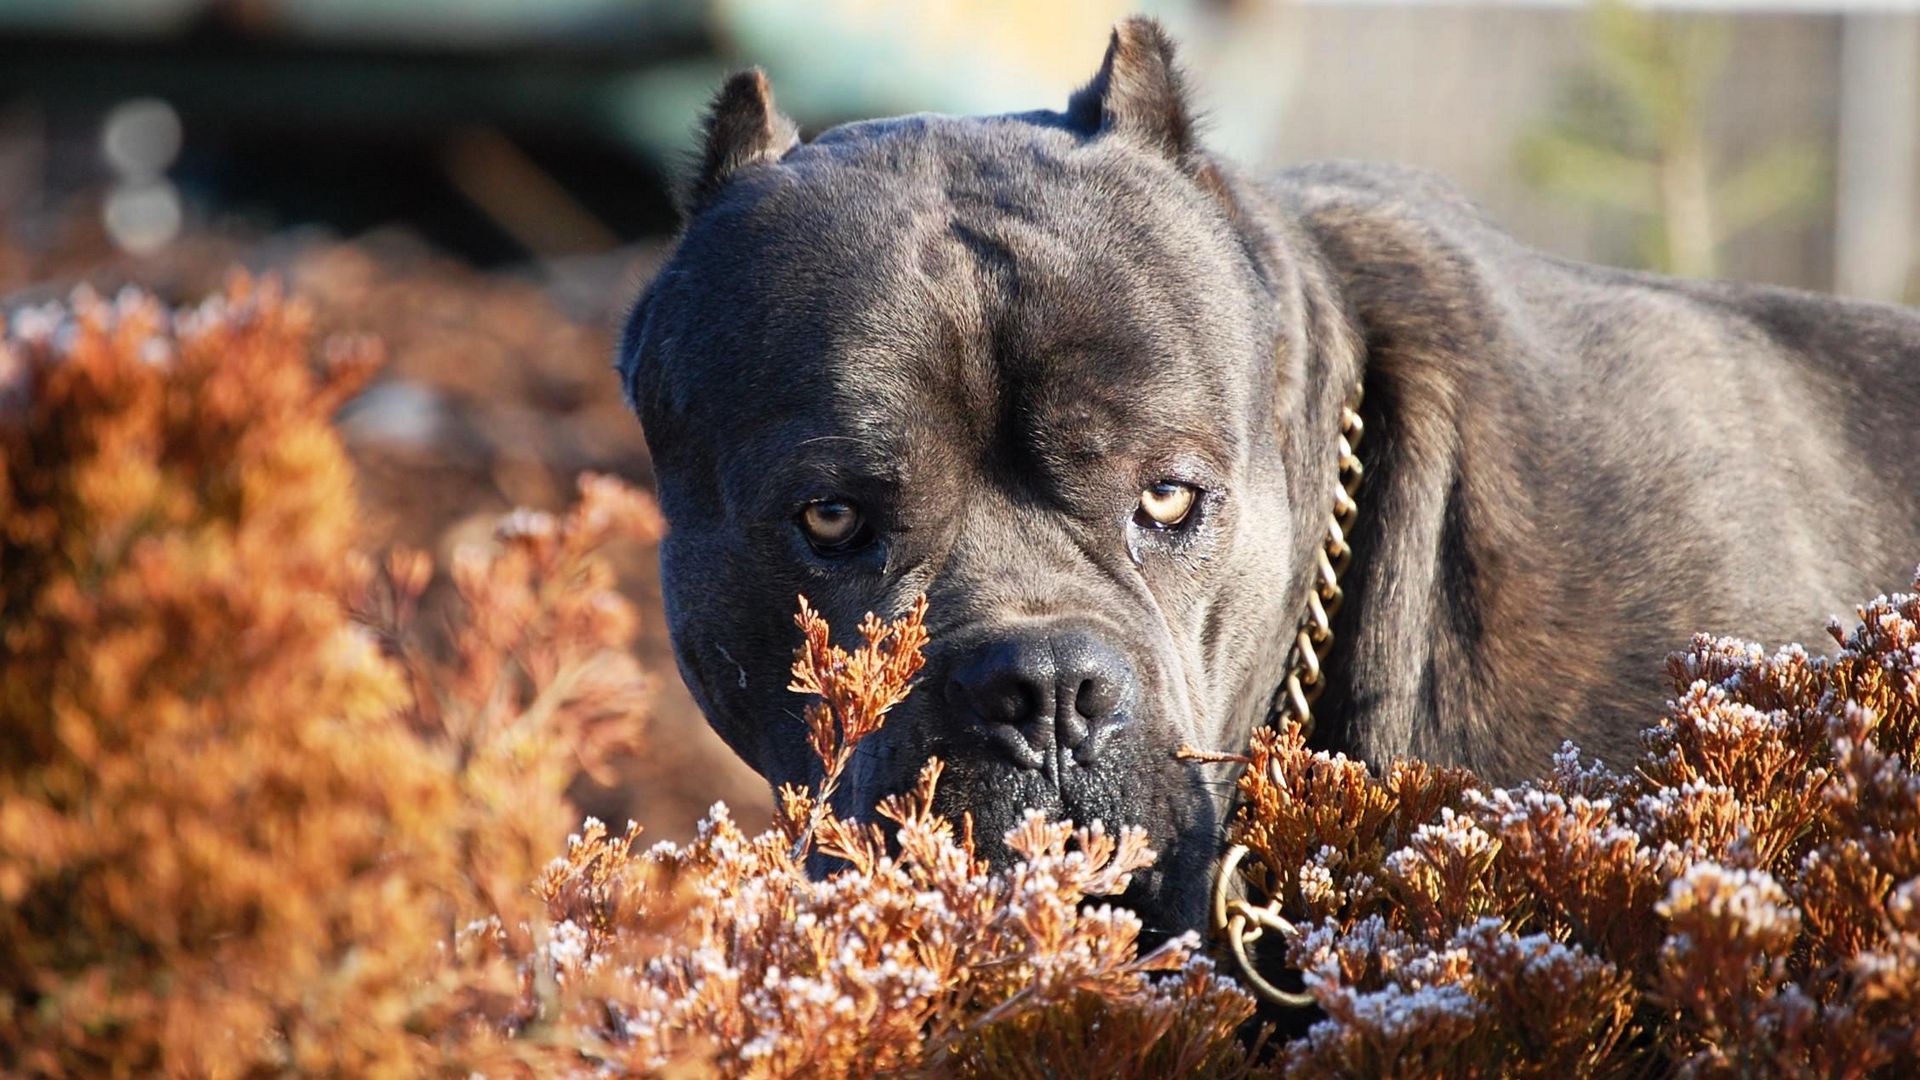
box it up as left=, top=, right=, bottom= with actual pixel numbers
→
left=618, top=17, right=1920, bottom=933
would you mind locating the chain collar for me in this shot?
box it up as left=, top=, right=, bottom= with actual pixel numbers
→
left=1215, top=379, right=1367, bottom=1010
left=1267, top=381, right=1366, bottom=741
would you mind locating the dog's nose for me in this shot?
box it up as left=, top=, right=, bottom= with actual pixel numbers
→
left=943, top=629, right=1134, bottom=769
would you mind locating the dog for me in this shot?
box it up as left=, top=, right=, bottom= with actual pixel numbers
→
left=617, top=17, right=1920, bottom=934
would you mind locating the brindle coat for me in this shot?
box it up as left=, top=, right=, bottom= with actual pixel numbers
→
left=619, top=18, right=1920, bottom=933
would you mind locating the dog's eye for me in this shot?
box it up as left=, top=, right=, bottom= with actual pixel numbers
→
left=798, top=498, right=870, bottom=553
left=1135, top=481, right=1199, bottom=529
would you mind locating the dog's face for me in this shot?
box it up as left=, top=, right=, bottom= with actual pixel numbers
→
left=621, top=23, right=1305, bottom=932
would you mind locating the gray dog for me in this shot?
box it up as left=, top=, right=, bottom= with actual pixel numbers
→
left=618, top=17, right=1920, bottom=933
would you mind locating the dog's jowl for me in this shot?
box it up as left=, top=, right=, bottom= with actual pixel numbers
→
left=618, top=20, right=1920, bottom=932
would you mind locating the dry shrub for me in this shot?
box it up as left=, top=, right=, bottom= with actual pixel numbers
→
left=5, top=279, right=1918, bottom=1077
left=0, top=280, right=659, bottom=1076
left=280, top=238, right=765, bottom=843
left=1230, top=583, right=1920, bottom=1076
left=5, top=219, right=764, bottom=842
left=517, top=597, right=1259, bottom=1078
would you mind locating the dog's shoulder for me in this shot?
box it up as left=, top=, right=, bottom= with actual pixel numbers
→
left=1248, top=159, right=1557, bottom=341
left=1249, top=158, right=1920, bottom=778
left=1259, top=160, right=1514, bottom=256
left=1266, top=160, right=1486, bottom=212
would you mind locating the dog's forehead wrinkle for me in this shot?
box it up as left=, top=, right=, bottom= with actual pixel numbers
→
left=653, top=112, right=1263, bottom=467
left=794, top=291, right=1246, bottom=511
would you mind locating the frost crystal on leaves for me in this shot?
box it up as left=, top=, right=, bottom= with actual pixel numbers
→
left=1229, top=578, right=1920, bottom=1076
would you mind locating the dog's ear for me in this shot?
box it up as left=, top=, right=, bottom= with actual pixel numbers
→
left=1067, top=17, right=1205, bottom=174
left=686, top=69, right=799, bottom=214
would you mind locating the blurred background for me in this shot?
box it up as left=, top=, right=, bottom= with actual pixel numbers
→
left=3, top=0, right=1915, bottom=838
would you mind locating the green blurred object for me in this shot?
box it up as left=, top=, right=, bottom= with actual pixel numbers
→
left=712, top=0, right=1143, bottom=119
left=1515, top=0, right=1824, bottom=279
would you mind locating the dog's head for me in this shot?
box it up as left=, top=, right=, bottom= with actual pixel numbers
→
left=620, top=19, right=1320, bottom=932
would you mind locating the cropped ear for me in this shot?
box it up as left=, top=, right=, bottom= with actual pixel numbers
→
left=686, top=69, right=800, bottom=214
left=1066, top=17, right=1203, bottom=173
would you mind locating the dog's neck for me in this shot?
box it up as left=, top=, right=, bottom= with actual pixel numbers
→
left=1236, top=170, right=1596, bottom=779
left=1209, top=182, right=1373, bottom=757
left=1260, top=380, right=1367, bottom=742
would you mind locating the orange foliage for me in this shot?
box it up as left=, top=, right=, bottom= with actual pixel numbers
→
left=0, top=281, right=658, bottom=1076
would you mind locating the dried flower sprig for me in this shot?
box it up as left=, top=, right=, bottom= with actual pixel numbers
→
left=781, top=594, right=929, bottom=857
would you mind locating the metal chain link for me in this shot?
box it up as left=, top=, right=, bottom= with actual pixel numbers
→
left=1275, top=382, right=1365, bottom=742
left=1215, top=380, right=1366, bottom=1010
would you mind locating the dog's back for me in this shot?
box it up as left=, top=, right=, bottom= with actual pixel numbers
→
left=1264, top=161, right=1920, bottom=776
